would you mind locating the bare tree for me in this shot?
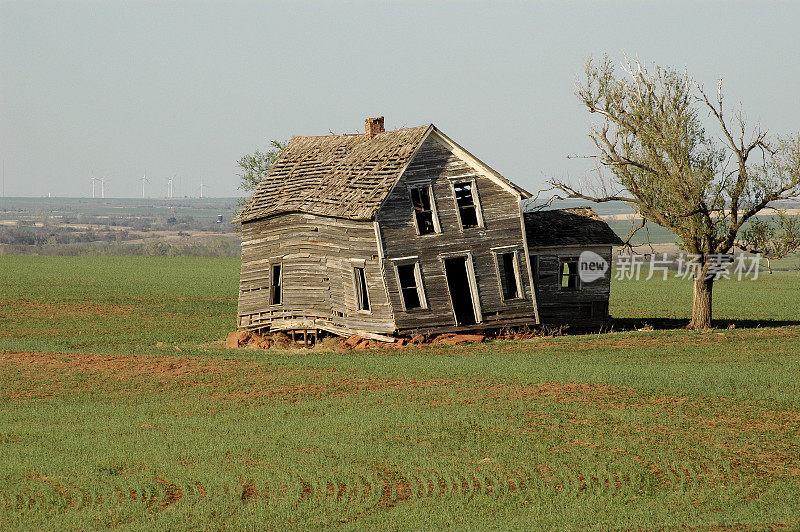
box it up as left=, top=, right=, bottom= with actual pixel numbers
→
left=549, top=56, right=800, bottom=329
left=237, top=140, right=287, bottom=205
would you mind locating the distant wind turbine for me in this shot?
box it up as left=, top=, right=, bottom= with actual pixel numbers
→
left=100, top=176, right=109, bottom=198
left=199, top=177, right=207, bottom=199
left=166, top=174, right=175, bottom=199
left=141, top=172, right=150, bottom=198
left=90, top=173, right=99, bottom=198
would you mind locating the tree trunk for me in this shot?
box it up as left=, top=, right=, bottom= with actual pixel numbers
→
left=689, top=276, right=714, bottom=329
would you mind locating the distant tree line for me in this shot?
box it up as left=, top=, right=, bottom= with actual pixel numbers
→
left=0, top=212, right=240, bottom=257
left=0, top=236, right=240, bottom=257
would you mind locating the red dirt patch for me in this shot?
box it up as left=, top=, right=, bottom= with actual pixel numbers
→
left=0, top=351, right=458, bottom=404
left=0, top=351, right=251, bottom=401
left=153, top=478, right=183, bottom=512
left=434, top=333, right=486, bottom=346
left=557, top=327, right=800, bottom=353
left=0, top=351, right=238, bottom=379
left=29, top=474, right=74, bottom=507
left=212, top=372, right=458, bottom=403
left=483, top=382, right=624, bottom=403
left=419, top=381, right=628, bottom=408
left=241, top=481, right=257, bottom=502
left=0, top=299, right=134, bottom=320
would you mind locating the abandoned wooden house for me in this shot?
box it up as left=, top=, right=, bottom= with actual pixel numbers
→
left=233, top=117, right=622, bottom=341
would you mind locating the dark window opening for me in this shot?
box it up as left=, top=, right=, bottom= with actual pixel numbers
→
left=410, top=186, right=436, bottom=235
left=270, top=263, right=282, bottom=304
left=453, top=181, right=479, bottom=229
left=498, top=252, right=520, bottom=300
left=397, top=263, right=422, bottom=310
left=560, top=259, right=580, bottom=291
left=354, top=266, right=370, bottom=311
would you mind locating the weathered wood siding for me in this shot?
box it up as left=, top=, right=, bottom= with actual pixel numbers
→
left=529, top=245, right=612, bottom=325
left=238, top=213, right=395, bottom=333
left=375, top=134, right=536, bottom=333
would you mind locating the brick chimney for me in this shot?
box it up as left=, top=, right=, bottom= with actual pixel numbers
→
left=365, top=116, right=385, bottom=138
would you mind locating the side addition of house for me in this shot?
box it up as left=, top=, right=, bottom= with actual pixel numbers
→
left=233, top=117, right=622, bottom=339
left=523, top=207, right=623, bottom=326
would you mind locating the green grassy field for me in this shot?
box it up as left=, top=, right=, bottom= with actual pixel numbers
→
left=1, top=256, right=799, bottom=529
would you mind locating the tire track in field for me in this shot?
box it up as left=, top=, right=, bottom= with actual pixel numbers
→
left=9, top=458, right=749, bottom=523
left=28, top=474, right=76, bottom=508
left=152, top=478, right=183, bottom=512
left=277, top=456, right=748, bottom=521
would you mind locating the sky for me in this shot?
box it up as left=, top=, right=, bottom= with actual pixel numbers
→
left=1, top=1, right=799, bottom=199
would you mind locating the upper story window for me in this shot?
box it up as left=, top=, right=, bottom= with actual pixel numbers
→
left=452, top=180, right=483, bottom=229
left=560, top=258, right=581, bottom=291
left=409, top=184, right=439, bottom=235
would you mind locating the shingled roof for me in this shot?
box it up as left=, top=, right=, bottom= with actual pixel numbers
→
left=523, top=207, right=624, bottom=247
left=233, top=125, right=432, bottom=223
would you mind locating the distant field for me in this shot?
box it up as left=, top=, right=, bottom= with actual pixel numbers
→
left=1, top=256, right=799, bottom=529
left=0, top=197, right=240, bottom=221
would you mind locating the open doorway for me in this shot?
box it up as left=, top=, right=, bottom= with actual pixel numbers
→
left=443, top=255, right=479, bottom=326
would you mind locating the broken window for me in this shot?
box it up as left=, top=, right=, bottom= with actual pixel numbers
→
left=453, top=181, right=481, bottom=229
left=354, top=266, right=370, bottom=311
left=497, top=251, right=521, bottom=300
left=396, top=262, right=425, bottom=310
left=560, top=258, right=580, bottom=291
left=409, top=185, right=437, bottom=235
left=270, top=263, right=282, bottom=304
